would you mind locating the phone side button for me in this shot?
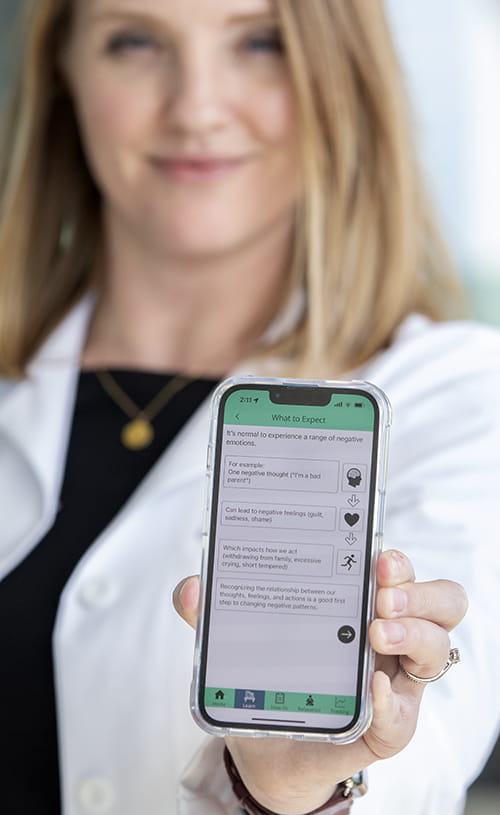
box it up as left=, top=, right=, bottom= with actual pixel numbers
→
left=377, top=491, right=386, bottom=535
left=202, top=474, right=212, bottom=531
left=206, top=444, right=214, bottom=470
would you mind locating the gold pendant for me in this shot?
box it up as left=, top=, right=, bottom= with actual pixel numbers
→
left=121, top=419, right=155, bottom=450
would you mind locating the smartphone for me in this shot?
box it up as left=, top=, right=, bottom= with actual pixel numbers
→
left=191, top=377, right=391, bottom=743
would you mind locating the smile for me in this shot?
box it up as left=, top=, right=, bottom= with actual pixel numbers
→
left=151, top=156, right=250, bottom=183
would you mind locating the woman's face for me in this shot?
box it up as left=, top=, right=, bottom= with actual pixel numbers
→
left=64, top=0, right=301, bottom=260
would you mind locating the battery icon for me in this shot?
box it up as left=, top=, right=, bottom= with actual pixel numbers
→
left=354, top=402, right=363, bottom=408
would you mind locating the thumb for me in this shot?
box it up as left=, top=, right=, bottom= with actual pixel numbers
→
left=173, top=575, right=200, bottom=629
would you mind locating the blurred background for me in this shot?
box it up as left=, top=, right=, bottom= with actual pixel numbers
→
left=0, top=0, right=499, bottom=812
left=386, top=0, right=500, bottom=331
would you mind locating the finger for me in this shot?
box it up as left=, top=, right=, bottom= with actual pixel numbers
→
left=172, top=575, right=200, bottom=629
left=365, top=670, right=421, bottom=761
left=377, top=579, right=468, bottom=631
left=370, top=617, right=451, bottom=679
left=371, top=669, right=395, bottom=724
left=368, top=670, right=404, bottom=757
left=377, top=549, right=415, bottom=588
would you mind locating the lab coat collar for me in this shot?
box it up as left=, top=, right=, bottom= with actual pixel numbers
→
left=0, top=297, right=95, bottom=511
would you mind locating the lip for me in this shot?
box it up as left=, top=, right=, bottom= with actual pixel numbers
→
left=151, top=155, right=250, bottom=183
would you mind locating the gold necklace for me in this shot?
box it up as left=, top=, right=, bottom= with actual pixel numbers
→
left=95, top=370, right=193, bottom=451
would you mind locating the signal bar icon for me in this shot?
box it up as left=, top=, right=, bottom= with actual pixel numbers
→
left=333, top=401, right=343, bottom=408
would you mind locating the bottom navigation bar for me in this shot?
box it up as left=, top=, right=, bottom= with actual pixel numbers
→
left=205, top=687, right=355, bottom=716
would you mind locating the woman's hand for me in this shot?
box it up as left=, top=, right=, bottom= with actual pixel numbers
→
left=173, top=550, right=467, bottom=815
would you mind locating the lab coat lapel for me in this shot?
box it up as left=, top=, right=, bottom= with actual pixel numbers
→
left=0, top=297, right=94, bottom=487
left=0, top=298, right=93, bottom=574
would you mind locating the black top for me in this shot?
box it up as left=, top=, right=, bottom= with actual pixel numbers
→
left=0, top=370, right=217, bottom=814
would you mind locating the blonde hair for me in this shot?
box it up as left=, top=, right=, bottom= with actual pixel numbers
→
left=0, top=0, right=462, bottom=378
left=0, top=0, right=100, bottom=376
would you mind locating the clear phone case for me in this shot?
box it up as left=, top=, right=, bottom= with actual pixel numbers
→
left=191, top=377, right=391, bottom=744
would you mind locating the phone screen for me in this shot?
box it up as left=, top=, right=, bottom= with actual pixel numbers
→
left=198, top=383, right=381, bottom=735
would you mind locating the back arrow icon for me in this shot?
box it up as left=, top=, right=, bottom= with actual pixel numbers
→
left=347, top=495, right=360, bottom=507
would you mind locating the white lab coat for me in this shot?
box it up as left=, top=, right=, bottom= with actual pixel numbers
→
left=1, top=297, right=500, bottom=815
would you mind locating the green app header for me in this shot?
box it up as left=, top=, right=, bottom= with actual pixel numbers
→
left=223, top=389, right=375, bottom=432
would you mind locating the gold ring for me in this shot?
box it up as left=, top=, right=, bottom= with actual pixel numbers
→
left=399, top=647, right=461, bottom=684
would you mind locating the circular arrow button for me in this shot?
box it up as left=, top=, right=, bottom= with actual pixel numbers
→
left=338, top=625, right=356, bottom=644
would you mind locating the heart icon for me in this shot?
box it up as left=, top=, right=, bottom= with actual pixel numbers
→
left=344, top=513, right=359, bottom=527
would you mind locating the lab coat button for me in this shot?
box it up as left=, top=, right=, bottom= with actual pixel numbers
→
left=79, top=578, right=118, bottom=610
left=78, top=777, right=115, bottom=814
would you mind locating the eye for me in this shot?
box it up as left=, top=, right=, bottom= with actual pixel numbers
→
left=105, top=30, right=158, bottom=55
left=243, top=27, right=284, bottom=55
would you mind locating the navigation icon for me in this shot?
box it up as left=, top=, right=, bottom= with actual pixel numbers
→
left=235, top=689, right=265, bottom=709
left=338, top=625, right=356, bottom=644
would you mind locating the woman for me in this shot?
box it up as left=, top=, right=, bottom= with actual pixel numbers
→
left=0, top=0, right=498, bottom=813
